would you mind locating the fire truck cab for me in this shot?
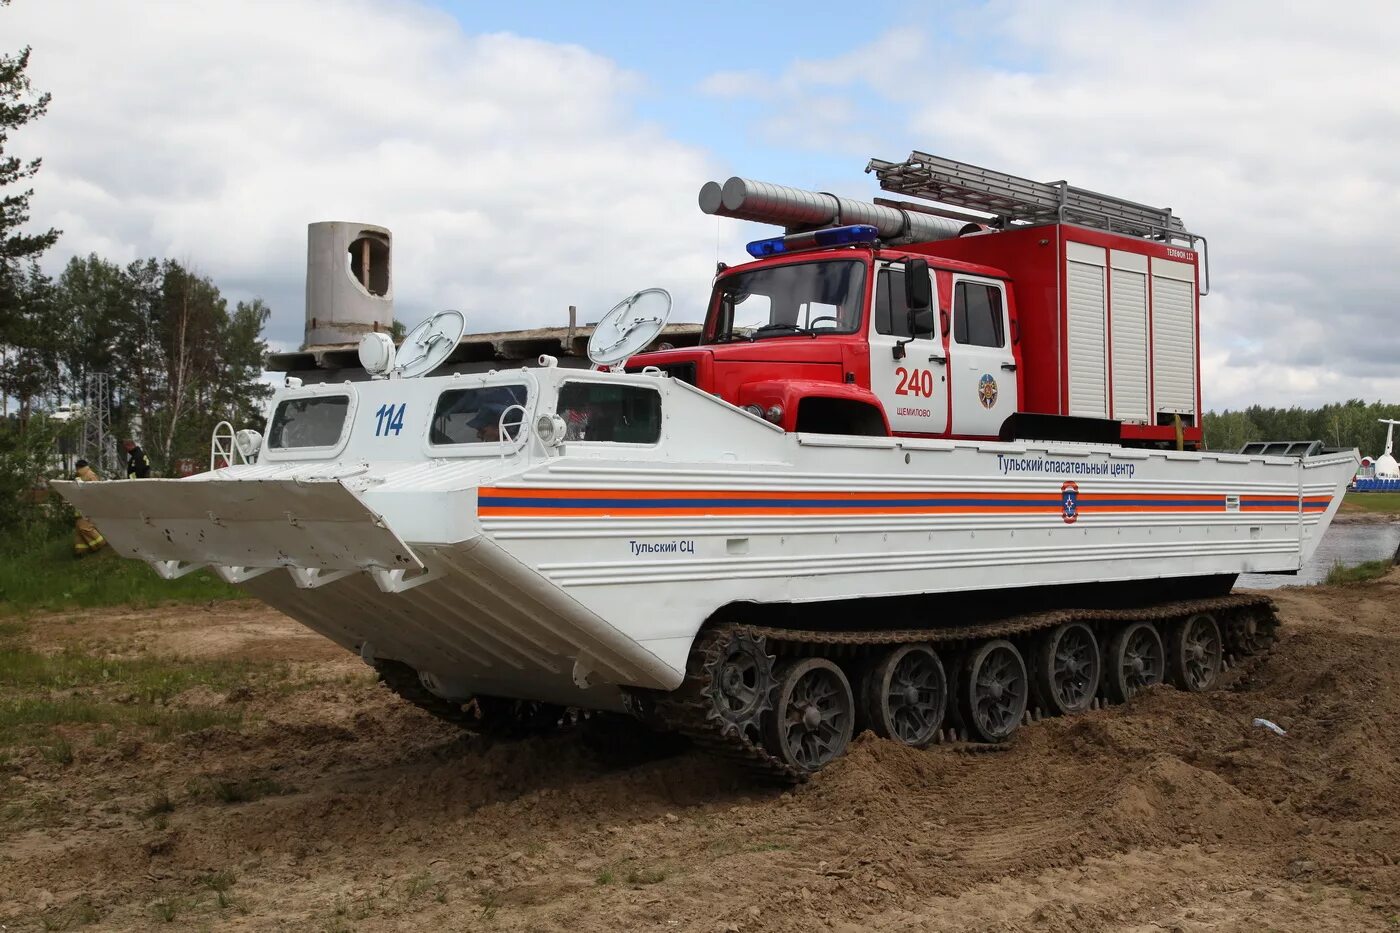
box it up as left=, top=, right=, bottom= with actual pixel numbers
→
left=631, top=153, right=1206, bottom=450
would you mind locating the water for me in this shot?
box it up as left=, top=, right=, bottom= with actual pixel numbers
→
left=1239, top=520, right=1400, bottom=589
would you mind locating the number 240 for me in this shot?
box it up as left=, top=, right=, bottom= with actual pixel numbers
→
left=895, top=368, right=937, bottom=398
left=374, top=403, right=406, bottom=436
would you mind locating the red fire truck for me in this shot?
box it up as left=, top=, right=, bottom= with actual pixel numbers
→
left=631, top=152, right=1206, bottom=450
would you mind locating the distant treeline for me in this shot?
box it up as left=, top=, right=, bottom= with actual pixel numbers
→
left=0, top=254, right=271, bottom=471
left=1204, top=401, right=1400, bottom=456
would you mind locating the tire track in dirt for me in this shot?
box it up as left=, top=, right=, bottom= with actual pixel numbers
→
left=2, top=571, right=1398, bottom=931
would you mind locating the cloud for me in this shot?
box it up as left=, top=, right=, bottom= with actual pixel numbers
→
left=699, top=5, right=1400, bottom=409
left=9, top=0, right=726, bottom=350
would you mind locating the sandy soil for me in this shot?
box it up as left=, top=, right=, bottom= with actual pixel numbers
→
left=2, top=571, right=1399, bottom=932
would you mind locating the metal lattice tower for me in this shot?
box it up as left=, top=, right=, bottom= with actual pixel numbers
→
left=80, top=372, right=120, bottom=478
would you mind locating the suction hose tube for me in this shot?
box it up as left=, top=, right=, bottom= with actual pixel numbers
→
left=698, top=176, right=968, bottom=243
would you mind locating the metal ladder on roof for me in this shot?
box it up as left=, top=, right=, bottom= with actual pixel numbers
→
left=866, top=151, right=1191, bottom=242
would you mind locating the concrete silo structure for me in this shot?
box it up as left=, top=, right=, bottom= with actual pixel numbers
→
left=269, top=220, right=702, bottom=382
left=303, top=222, right=394, bottom=348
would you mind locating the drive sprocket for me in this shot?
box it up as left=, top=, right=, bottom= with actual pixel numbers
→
left=700, top=629, right=777, bottom=740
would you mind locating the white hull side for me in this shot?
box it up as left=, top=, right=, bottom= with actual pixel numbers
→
left=479, top=438, right=1356, bottom=681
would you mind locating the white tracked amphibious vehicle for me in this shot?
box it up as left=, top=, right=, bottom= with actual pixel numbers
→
left=55, top=154, right=1359, bottom=782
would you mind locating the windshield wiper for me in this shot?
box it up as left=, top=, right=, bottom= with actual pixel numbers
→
left=750, top=323, right=803, bottom=340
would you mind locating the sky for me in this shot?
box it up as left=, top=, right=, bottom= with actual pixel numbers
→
left=7, top=0, right=1400, bottom=410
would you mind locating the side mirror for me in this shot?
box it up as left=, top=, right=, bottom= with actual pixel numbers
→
left=908, top=308, right=936, bottom=338
left=904, top=258, right=932, bottom=310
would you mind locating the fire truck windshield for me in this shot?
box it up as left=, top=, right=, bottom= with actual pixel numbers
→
left=710, top=259, right=866, bottom=342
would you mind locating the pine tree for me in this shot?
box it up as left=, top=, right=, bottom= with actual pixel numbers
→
left=0, top=0, right=61, bottom=420
left=0, top=0, right=59, bottom=264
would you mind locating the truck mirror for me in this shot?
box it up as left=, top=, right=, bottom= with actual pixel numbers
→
left=909, top=308, right=936, bottom=338
left=904, top=258, right=932, bottom=310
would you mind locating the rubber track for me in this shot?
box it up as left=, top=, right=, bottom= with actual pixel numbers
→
left=652, top=593, right=1278, bottom=786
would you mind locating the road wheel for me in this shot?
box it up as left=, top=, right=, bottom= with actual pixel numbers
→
left=861, top=644, right=947, bottom=747
left=1166, top=612, right=1224, bottom=692
left=1031, top=621, right=1101, bottom=716
left=763, top=657, right=856, bottom=774
left=957, top=639, right=1028, bottom=743
left=1104, top=622, right=1165, bottom=703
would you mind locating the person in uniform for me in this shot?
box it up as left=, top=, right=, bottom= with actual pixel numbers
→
left=123, top=439, right=151, bottom=478
left=466, top=386, right=527, bottom=442
left=468, top=404, right=507, bottom=442
left=71, top=459, right=107, bottom=557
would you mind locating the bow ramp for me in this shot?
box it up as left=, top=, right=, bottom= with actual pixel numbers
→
left=52, top=477, right=422, bottom=587
left=51, top=475, right=683, bottom=704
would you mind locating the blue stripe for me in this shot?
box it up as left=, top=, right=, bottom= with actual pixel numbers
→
left=479, top=495, right=1235, bottom=511
left=1087, top=498, right=1224, bottom=508
left=479, top=496, right=1060, bottom=509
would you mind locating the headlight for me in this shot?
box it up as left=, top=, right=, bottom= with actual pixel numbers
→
left=536, top=414, right=567, bottom=447
left=743, top=404, right=765, bottom=419
left=764, top=405, right=784, bottom=424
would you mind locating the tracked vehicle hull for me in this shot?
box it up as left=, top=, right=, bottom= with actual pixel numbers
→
left=54, top=368, right=1357, bottom=779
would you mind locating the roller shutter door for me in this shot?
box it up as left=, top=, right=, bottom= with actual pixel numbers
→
left=1066, top=243, right=1108, bottom=419
left=1110, top=258, right=1149, bottom=423
left=1151, top=259, right=1196, bottom=416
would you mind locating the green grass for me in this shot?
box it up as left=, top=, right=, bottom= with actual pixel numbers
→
left=1341, top=491, right=1400, bottom=515
left=149, top=897, right=186, bottom=924
left=0, top=531, right=241, bottom=617
left=0, top=639, right=272, bottom=749
left=0, top=644, right=270, bottom=700
left=198, top=869, right=238, bottom=893
left=0, top=696, right=243, bottom=745
left=40, top=738, right=74, bottom=766
left=1324, top=559, right=1394, bottom=585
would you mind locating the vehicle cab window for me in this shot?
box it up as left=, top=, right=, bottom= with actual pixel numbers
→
left=268, top=395, right=350, bottom=449
left=954, top=281, right=1005, bottom=348
left=556, top=381, right=662, bottom=444
left=709, top=260, right=866, bottom=342
left=874, top=267, right=913, bottom=338
left=429, top=384, right=528, bottom=445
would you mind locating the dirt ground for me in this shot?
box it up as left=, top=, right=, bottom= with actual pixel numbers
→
left=2, top=571, right=1399, bottom=932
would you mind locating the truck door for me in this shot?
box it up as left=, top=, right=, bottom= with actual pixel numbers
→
left=868, top=263, right=948, bottom=435
left=948, top=275, right=1017, bottom=437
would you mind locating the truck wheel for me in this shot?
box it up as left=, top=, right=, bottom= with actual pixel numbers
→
left=1104, top=622, right=1165, bottom=703
left=763, top=657, right=855, bottom=774
left=860, top=644, right=946, bottom=747
left=1166, top=613, right=1223, bottom=692
left=1030, top=622, right=1101, bottom=716
left=957, top=639, right=1028, bottom=743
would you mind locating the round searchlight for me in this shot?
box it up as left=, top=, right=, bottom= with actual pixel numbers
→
left=358, top=332, right=396, bottom=377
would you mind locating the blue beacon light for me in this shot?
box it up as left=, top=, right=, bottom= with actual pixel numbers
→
left=744, top=224, right=879, bottom=259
